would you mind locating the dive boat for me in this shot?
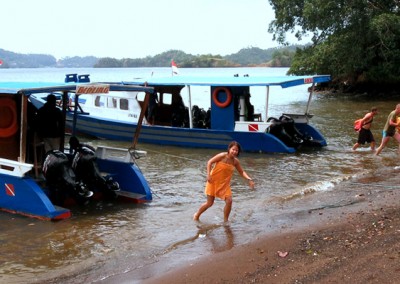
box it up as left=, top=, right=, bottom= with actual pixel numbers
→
left=0, top=81, right=154, bottom=220
left=30, top=73, right=331, bottom=154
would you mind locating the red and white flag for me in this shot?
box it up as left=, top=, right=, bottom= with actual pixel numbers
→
left=171, top=60, right=179, bottom=75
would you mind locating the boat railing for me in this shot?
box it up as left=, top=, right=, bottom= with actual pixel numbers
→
left=234, top=121, right=273, bottom=132
left=95, top=146, right=147, bottom=163
left=0, top=158, right=33, bottom=177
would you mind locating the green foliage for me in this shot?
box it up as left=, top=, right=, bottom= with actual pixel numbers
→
left=95, top=47, right=299, bottom=68
left=224, top=47, right=274, bottom=65
left=268, top=0, right=400, bottom=84
left=94, top=57, right=122, bottom=68
left=270, top=48, right=296, bottom=67
left=1, top=46, right=298, bottom=69
left=0, top=48, right=97, bottom=68
left=181, top=54, right=235, bottom=67
left=59, top=56, right=98, bottom=67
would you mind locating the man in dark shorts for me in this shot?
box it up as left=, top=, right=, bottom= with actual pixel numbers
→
left=353, top=107, right=378, bottom=151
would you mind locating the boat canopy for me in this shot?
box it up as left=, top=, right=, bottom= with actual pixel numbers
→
left=124, top=75, right=331, bottom=88
left=0, top=82, right=155, bottom=96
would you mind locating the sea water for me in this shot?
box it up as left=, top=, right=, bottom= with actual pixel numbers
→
left=0, top=67, right=399, bottom=283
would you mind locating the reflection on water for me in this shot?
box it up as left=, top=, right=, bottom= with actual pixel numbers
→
left=1, top=68, right=400, bottom=283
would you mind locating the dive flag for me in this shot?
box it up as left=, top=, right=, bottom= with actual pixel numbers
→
left=171, top=60, right=179, bottom=75
left=5, top=183, right=15, bottom=196
left=248, top=124, right=259, bottom=132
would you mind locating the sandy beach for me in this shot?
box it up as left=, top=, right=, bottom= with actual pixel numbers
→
left=104, top=170, right=400, bottom=284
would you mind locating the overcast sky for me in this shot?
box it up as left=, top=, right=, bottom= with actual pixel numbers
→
left=1, top=0, right=305, bottom=60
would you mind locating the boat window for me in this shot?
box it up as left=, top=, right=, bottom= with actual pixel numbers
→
left=95, top=96, right=105, bottom=107
left=120, top=99, right=129, bottom=110
left=136, top=92, right=145, bottom=102
left=107, top=97, right=117, bottom=108
left=136, top=92, right=156, bottom=103
left=162, top=93, right=172, bottom=105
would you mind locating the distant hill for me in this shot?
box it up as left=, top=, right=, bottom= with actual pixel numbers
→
left=0, top=45, right=303, bottom=68
left=0, top=49, right=98, bottom=68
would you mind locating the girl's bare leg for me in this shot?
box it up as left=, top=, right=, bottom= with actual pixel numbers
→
left=193, top=195, right=215, bottom=221
left=223, top=196, right=233, bottom=222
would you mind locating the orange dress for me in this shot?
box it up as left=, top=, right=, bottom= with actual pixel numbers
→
left=205, top=161, right=234, bottom=199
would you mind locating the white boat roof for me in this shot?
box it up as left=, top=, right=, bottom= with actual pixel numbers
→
left=0, top=82, right=155, bottom=96
left=124, top=75, right=331, bottom=88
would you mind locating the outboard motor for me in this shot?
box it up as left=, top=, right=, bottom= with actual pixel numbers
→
left=267, top=117, right=302, bottom=148
left=279, top=115, right=304, bottom=146
left=268, top=115, right=321, bottom=149
left=279, top=115, right=322, bottom=148
left=71, top=145, right=120, bottom=199
left=42, top=150, right=93, bottom=206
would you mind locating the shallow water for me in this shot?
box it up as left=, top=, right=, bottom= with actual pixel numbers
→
left=1, top=68, right=400, bottom=283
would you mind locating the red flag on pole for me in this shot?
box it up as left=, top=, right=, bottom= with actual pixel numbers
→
left=171, top=60, right=179, bottom=75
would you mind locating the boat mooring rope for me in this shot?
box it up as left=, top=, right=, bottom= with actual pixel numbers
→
left=137, top=146, right=266, bottom=174
left=138, top=147, right=207, bottom=163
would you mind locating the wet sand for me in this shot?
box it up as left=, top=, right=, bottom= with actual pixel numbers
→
left=104, top=170, right=400, bottom=284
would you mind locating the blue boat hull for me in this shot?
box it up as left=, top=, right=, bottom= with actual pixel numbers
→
left=97, top=158, right=152, bottom=201
left=67, top=114, right=326, bottom=153
left=0, top=159, right=152, bottom=221
left=0, top=174, right=71, bottom=220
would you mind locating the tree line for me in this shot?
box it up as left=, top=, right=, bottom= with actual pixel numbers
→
left=268, top=0, right=400, bottom=94
left=0, top=46, right=299, bottom=69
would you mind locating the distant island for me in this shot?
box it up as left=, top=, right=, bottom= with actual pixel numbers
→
left=0, top=46, right=302, bottom=69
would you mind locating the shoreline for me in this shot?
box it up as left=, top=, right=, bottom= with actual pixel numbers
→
left=102, top=171, right=400, bottom=284
left=142, top=207, right=400, bottom=284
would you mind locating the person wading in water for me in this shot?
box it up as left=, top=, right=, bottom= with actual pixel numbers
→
left=193, top=141, right=255, bottom=223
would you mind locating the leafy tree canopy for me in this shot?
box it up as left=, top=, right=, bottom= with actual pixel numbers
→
left=268, top=0, right=400, bottom=85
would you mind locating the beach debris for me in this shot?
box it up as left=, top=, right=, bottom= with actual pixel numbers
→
left=277, top=251, right=288, bottom=258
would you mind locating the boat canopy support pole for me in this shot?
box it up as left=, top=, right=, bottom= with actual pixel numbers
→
left=305, top=83, right=315, bottom=115
left=19, top=93, right=28, bottom=162
left=187, top=85, right=193, bottom=129
left=132, top=91, right=150, bottom=150
left=72, top=92, right=79, bottom=137
left=59, top=91, right=68, bottom=152
left=264, top=86, right=270, bottom=122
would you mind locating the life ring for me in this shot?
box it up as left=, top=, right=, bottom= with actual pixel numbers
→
left=212, top=87, right=232, bottom=108
left=0, top=98, right=18, bottom=138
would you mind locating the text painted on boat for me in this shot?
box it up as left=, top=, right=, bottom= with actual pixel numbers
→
left=76, top=84, right=110, bottom=94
